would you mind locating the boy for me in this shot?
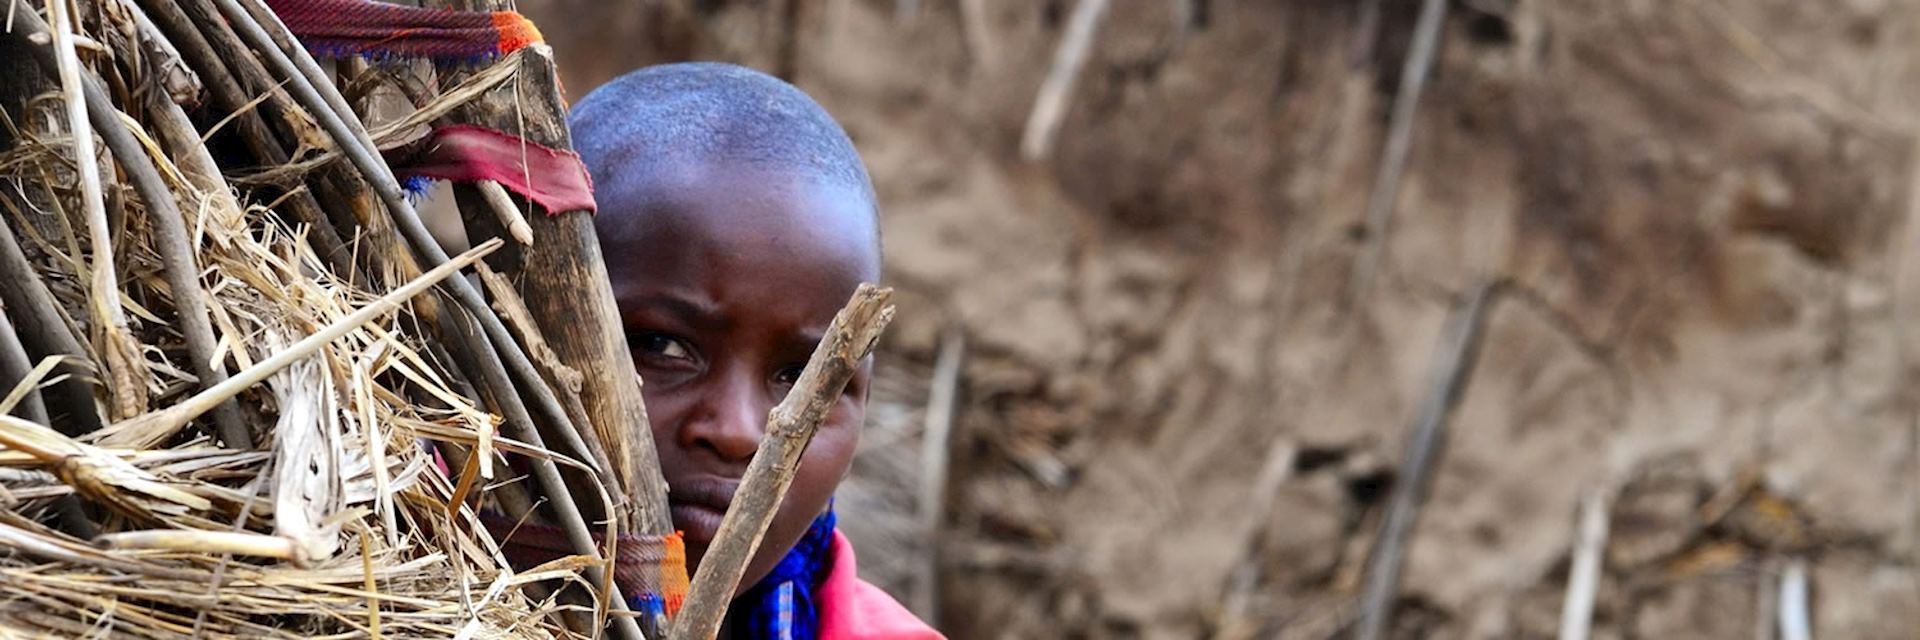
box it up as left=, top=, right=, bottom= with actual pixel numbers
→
left=569, top=63, right=942, bottom=640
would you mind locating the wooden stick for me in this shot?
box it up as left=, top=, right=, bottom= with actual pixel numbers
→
left=672, top=284, right=895, bottom=640
left=219, top=5, right=651, bottom=634
left=1346, top=0, right=1449, bottom=305
left=130, top=0, right=358, bottom=276
left=477, top=180, right=534, bottom=246
left=44, top=0, right=147, bottom=421
left=1778, top=559, right=1812, bottom=640
left=1019, top=0, right=1111, bottom=160
left=0, top=201, right=99, bottom=435
left=911, top=330, right=964, bottom=621
left=94, top=239, right=503, bottom=448
left=1558, top=491, right=1608, bottom=640
left=0, top=302, right=50, bottom=424
left=14, top=6, right=250, bottom=449
left=1353, top=280, right=1495, bottom=640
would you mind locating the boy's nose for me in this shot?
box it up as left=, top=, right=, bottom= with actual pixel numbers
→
left=679, top=371, right=767, bottom=466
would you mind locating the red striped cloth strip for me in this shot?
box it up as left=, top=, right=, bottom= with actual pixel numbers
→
left=382, top=124, right=597, bottom=216
left=480, top=510, right=689, bottom=615
left=264, top=0, right=542, bottom=60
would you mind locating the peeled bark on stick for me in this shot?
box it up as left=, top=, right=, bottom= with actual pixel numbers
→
left=673, top=284, right=895, bottom=640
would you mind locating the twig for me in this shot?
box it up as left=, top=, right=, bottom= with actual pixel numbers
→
left=14, top=6, right=250, bottom=449
left=1346, top=0, right=1449, bottom=305
left=130, top=0, right=358, bottom=276
left=477, top=180, right=533, bottom=245
left=1778, top=559, right=1812, bottom=640
left=911, top=329, right=965, bottom=621
left=0, top=201, right=99, bottom=434
left=92, top=239, right=503, bottom=448
left=44, top=0, right=148, bottom=421
left=0, top=302, right=50, bottom=424
left=1019, top=0, right=1111, bottom=160
left=671, top=284, right=896, bottom=640
left=1209, top=438, right=1299, bottom=640
left=1353, top=279, right=1496, bottom=640
left=1558, top=491, right=1609, bottom=640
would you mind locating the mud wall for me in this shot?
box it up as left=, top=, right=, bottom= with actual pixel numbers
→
left=521, top=1, right=1920, bottom=636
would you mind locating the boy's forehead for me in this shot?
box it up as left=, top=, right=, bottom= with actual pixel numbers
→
left=595, top=158, right=881, bottom=282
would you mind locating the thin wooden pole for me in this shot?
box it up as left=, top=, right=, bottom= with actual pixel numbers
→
left=1558, top=491, right=1609, bottom=640
left=13, top=5, right=249, bottom=448
left=911, top=330, right=965, bottom=621
left=1019, top=0, right=1111, bottom=160
left=1353, top=280, right=1495, bottom=640
left=1778, top=559, right=1812, bottom=640
left=672, top=285, right=895, bottom=640
left=1347, top=0, right=1449, bottom=305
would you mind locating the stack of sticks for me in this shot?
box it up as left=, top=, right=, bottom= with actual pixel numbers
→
left=0, top=0, right=894, bottom=638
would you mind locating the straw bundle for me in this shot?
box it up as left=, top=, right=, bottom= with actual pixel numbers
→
left=0, top=0, right=634, bottom=636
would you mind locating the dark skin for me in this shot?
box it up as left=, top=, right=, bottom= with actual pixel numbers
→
left=596, top=158, right=881, bottom=595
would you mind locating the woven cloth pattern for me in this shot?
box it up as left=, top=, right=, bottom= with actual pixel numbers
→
left=730, top=509, right=838, bottom=640
left=264, top=0, right=542, bottom=60
left=381, top=124, right=598, bottom=216
left=481, top=511, right=689, bottom=616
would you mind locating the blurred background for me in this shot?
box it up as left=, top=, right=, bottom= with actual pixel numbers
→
left=516, top=1, right=1920, bottom=637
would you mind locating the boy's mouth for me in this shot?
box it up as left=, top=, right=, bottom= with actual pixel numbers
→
left=667, top=477, right=738, bottom=545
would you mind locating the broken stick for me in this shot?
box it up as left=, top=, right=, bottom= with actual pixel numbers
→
left=671, top=284, right=896, bottom=640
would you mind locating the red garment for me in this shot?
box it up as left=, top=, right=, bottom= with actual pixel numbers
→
left=820, top=531, right=945, bottom=640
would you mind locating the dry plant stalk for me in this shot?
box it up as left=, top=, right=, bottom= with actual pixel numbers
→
left=672, top=284, right=896, bottom=640
left=0, top=0, right=649, bottom=634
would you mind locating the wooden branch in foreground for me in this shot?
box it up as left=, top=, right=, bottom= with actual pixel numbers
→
left=672, top=284, right=896, bottom=640
left=1353, top=280, right=1495, bottom=640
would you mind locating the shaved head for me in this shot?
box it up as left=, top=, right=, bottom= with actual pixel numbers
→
left=570, top=62, right=876, bottom=209
left=570, top=62, right=881, bottom=589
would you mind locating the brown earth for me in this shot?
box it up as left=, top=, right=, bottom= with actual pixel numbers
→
left=520, top=0, right=1920, bottom=637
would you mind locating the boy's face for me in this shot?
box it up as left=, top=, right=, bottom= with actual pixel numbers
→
left=597, top=159, right=880, bottom=591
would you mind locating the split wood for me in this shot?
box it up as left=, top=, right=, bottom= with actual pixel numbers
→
left=671, top=284, right=896, bottom=640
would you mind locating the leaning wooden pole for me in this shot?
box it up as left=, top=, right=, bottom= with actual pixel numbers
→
left=1353, top=280, right=1495, bottom=640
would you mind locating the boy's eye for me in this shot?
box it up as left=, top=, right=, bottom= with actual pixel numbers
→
left=773, top=365, right=806, bottom=386
left=632, top=332, right=694, bottom=363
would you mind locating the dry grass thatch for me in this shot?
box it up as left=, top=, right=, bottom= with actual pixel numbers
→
left=0, top=0, right=642, bottom=636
